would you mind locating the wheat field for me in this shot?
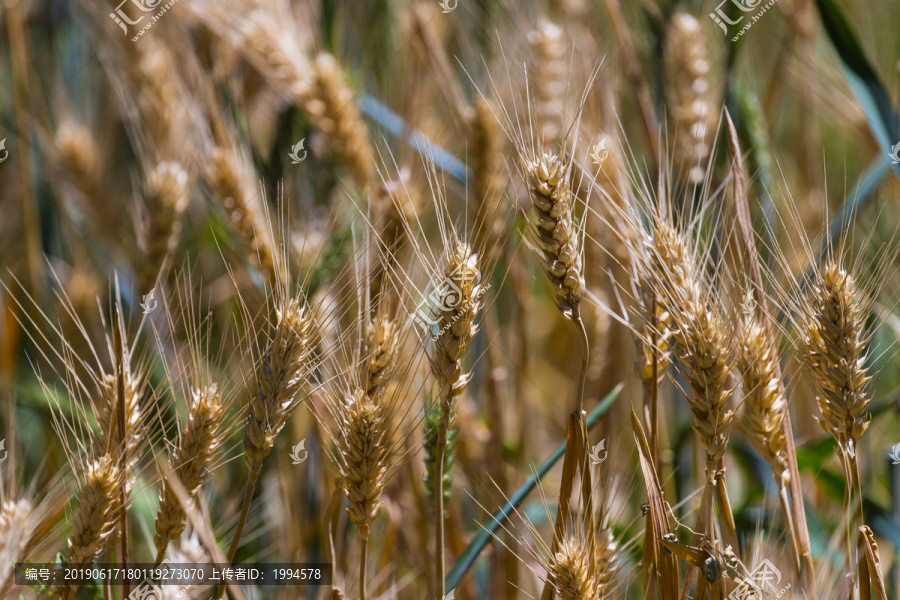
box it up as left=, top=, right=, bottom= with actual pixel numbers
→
left=1, top=0, right=900, bottom=599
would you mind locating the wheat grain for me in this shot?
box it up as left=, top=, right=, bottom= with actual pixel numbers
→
left=67, top=455, right=120, bottom=565
left=154, top=385, right=225, bottom=559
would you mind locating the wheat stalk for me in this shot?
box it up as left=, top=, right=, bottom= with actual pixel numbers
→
left=154, top=385, right=225, bottom=564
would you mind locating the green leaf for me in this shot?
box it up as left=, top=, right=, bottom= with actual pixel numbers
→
left=444, top=385, right=622, bottom=592
left=815, top=0, right=899, bottom=172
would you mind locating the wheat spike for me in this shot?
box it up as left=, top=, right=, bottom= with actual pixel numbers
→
left=430, top=242, right=484, bottom=403
left=800, top=263, right=871, bottom=445
left=363, top=316, right=399, bottom=398
left=298, top=53, right=374, bottom=187
left=650, top=220, right=734, bottom=477
left=207, top=147, right=277, bottom=283
left=154, top=385, right=225, bottom=558
left=665, top=13, right=714, bottom=185
left=528, top=19, right=566, bottom=144
left=244, top=298, right=315, bottom=468
left=97, top=371, right=142, bottom=479
left=54, top=121, right=101, bottom=204
left=548, top=536, right=594, bottom=600
left=337, top=388, right=390, bottom=540
left=523, top=152, right=585, bottom=319
left=738, top=295, right=789, bottom=486
left=67, top=455, right=120, bottom=565
left=138, top=162, right=190, bottom=293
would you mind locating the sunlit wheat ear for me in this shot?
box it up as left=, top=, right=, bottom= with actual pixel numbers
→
left=67, top=455, right=121, bottom=565
left=665, top=13, right=714, bottom=185
left=650, top=219, right=734, bottom=477
left=97, top=371, right=142, bottom=488
left=548, top=537, right=593, bottom=600
left=800, top=263, right=872, bottom=445
left=297, top=53, right=374, bottom=187
left=245, top=297, right=316, bottom=469
left=154, top=385, right=224, bottom=559
left=737, top=292, right=789, bottom=487
left=207, top=147, right=277, bottom=283
left=138, top=161, right=190, bottom=293
left=522, top=151, right=585, bottom=319
left=335, top=387, right=390, bottom=541
left=528, top=18, right=567, bottom=144
left=363, top=316, right=400, bottom=398
left=430, top=242, right=484, bottom=400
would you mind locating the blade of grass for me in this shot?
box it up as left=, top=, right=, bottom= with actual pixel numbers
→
left=444, top=384, right=622, bottom=592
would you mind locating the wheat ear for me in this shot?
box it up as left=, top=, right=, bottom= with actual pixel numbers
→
left=67, top=455, right=121, bottom=566
left=138, top=162, right=190, bottom=294
left=298, top=54, right=374, bottom=188
left=665, top=13, right=714, bottom=185
left=154, top=385, right=224, bottom=564
left=429, top=242, right=483, bottom=600
left=547, top=536, right=594, bottom=600
left=470, top=97, right=506, bottom=250
left=207, top=147, right=277, bottom=284
left=800, top=262, right=872, bottom=578
left=218, top=298, right=314, bottom=599
left=363, top=316, right=399, bottom=398
left=336, top=387, right=392, bottom=600
left=650, top=220, right=737, bottom=563
left=528, top=19, right=566, bottom=144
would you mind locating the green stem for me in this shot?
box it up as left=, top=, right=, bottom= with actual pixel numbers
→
left=572, top=309, right=589, bottom=414
left=434, top=399, right=450, bottom=600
